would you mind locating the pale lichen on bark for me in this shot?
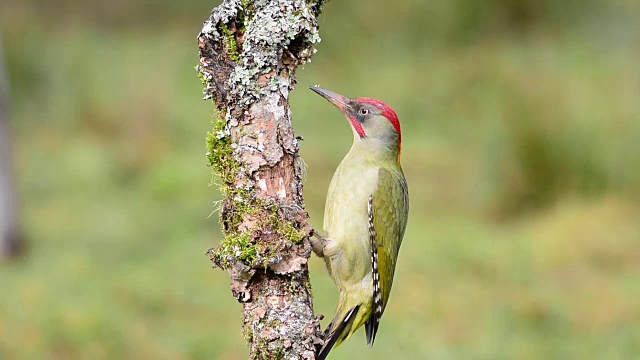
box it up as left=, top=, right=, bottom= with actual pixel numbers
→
left=197, top=0, right=327, bottom=358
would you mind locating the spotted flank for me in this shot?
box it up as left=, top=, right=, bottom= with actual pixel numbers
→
left=365, top=195, right=382, bottom=346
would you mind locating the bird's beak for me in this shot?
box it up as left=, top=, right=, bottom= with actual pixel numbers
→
left=309, top=85, right=351, bottom=113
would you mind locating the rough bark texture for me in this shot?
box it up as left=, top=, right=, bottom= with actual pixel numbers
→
left=0, top=33, right=23, bottom=261
left=197, top=1, right=326, bottom=358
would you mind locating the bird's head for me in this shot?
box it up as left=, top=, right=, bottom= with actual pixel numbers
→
left=310, top=85, right=402, bottom=162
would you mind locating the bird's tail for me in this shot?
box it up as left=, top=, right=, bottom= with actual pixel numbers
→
left=316, top=304, right=362, bottom=360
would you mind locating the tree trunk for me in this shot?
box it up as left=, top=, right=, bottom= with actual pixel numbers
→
left=197, top=1, right=326, bottom=358
left=0, top=33, right=22, bottom=261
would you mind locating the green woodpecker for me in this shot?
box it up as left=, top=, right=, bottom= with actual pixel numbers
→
left=309, top=86, right=409, bottom=359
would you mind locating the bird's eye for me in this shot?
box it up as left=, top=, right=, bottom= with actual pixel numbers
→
left=359, top=108, right=369, bottom=116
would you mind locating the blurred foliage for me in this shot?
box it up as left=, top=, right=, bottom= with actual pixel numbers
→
left=1, top=0, right=640, bottom=359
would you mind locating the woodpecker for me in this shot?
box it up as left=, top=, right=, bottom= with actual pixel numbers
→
left=309, top=86, right=409, bottom=360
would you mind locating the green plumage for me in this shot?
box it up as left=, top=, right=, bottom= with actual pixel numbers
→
left=309, top=86, right=408, bottom=360
left=372, top=167, right=409, bottom=314
left=319, top=148, right=408, bottom=350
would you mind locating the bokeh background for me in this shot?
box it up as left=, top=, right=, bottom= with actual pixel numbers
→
left=2, top=0, right=640, bottom=358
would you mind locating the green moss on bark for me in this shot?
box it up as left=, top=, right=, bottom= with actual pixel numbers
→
left=206, top=116, right=237, bottom=185
left=206, top=117, right=306, bottom=270
left=219, top=22, right=240, bottom=62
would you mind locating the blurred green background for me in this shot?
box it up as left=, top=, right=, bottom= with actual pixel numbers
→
left=2, top=0, right=640, bottom=359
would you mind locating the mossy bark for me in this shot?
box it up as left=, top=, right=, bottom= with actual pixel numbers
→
left=0, top=33, right=23, bottom=261
left=197, top=1, right=326, bottom=358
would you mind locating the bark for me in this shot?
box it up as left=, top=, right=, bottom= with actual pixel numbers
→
left=197, top=1, right=326, bottom=358
left=0, top=33, right=23, bottom=261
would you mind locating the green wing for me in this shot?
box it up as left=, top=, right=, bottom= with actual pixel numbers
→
left=365, top=167, right=409, bottom=345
